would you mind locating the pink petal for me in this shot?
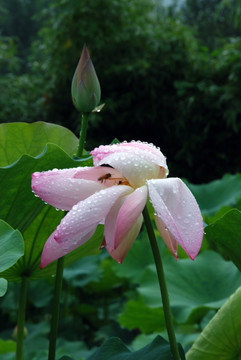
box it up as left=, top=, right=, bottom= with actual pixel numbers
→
left=154, top=215, right=178, bottom=259
left=104, top=186, right=148, bottom=261
left=40, top=228, right=95, bottom=268
left=147, top=178, right=203, bottom=259
left=107, top=215, right=143, bottom=263
left=91, top=141, right=168, bottom=173
left=54, top=185, right=133, bottom=250
left=32, top=166, right=117, bottom=210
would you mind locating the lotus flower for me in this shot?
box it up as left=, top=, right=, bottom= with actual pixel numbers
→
left=32, top=141, right=203, bottom=268
left=71, top=44, right=101, bottom=113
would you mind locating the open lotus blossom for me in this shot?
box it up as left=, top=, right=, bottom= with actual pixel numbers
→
left=32, top=141, right=203, bottom=268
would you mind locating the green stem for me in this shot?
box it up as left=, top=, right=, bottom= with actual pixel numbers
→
left=142, top=206, right=180, bottom=360
left=76, top=113, right=89, bottom=157
left=48, top=257, right=64, bottom=360
left=16, top=277, right=28, bottom=360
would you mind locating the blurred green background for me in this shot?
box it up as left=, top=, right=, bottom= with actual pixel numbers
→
left=0, top=0, right=241, bottom=183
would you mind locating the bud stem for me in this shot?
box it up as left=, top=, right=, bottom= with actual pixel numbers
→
left=142, top=205, right=181, bottom=360
left=76, top=113, right=89, bottom=157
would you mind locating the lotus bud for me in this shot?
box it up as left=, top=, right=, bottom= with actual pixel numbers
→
left=71, top=44, right=101, bottom=113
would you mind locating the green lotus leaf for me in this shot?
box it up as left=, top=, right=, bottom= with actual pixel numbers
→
left=87, top=335, right=185, bottom=360
left=205, top=209, right=241, bottom=271
left=0, top=219, right=24, bottom=295
left=0, top=144, right=100, bottom=280
left=0, top=121, right=78, bottom=166
left=186, top=287, right=241, bottom=360
left=0, top=220, right=24, bottom=272
left=119, top=298, right=166, bottom=334
left=138, top=251, right=241, bottom=323
left=186, top=174, right=241, bottom=216
left=0, top=278, right=8, bottom=297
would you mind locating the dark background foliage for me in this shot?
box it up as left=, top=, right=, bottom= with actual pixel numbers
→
left=0, top=0, right=240, bottom=183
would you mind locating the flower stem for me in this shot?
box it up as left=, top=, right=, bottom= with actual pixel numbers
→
left=76, top=113, right=89, bottom=157
left=16, top=276, right=28, bottom=360
left=48, top=257, right=64, bottom=360
left=142, top=206, right=180, bottom=360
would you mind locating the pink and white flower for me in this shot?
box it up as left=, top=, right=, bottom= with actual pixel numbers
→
left=32, top=141, right=203, bottom=268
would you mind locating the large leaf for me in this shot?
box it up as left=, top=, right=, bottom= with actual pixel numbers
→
left=0, top=220, right=24, bottom=295
left=186, top=287, right=241, bottom=360
left=186, top=174, right=241, bottom=216
left=0, top=220, right=24, bottom=272
left=0, top=224, right=103, bottom=281
left=119, top=298, right=166, bottom=334
left=0, top=121, right=79, bottom=166
left=0, top=144, right=92, bottom=232
left=0, top=278, right=8, bottom=297
left=87, top=336, right=185, bottom=360
left=56, top=338, right=91, bottom=360
left=138, top=251, right=241, bottom=323
left=205, top=209, right=241, bottom=271
left=23, top=323, right=90, bottom=360
left=0, top=144, right=101, bottom=280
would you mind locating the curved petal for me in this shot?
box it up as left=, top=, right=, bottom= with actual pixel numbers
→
left=105, top=185, right=147, bottom=253
left=95, top=152, right=162, bottom=188
left=107, top=214, right=143, bottom=263
left=147, top=178, right=203, bottom=260
left=40, top=227, right=95, bottom=268
left=91, top=141, right=168, bottom=170
left=54, top=185, right=133, bottom=250
left=31, top=166, right=119, bottom=210
left=32, top=178, right=105, bottom=211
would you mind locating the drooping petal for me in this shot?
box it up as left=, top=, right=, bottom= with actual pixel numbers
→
left=104, top=185, right=148, bottom=253
left=106, top=214, right=143, bottom=263
left=147, top=178, right=203, bottom=260
left=154, top=215, right=178, bottom=259
left=54, top=185, right=133, bottom=250
left=32, top=166, right=119, bottom=210
left=40, top=227, right=96, bottom=268
left=113, top=186, right=147, bottom=248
